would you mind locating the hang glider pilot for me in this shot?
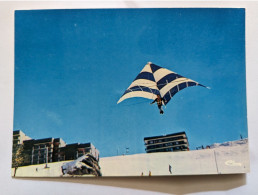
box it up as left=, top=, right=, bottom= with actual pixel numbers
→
left=150, top=94, right=167, bottom=114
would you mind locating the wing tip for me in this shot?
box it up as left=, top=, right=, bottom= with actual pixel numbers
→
left=198, top=83, right=211, bottom=89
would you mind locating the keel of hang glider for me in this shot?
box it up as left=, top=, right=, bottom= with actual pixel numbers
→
left=117, top=62, right=209, bottom=105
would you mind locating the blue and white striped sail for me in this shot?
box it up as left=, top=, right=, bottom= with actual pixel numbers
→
left=117, top=62, right=208, bottom=105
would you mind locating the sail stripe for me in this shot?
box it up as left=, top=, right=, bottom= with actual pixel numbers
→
left=117, top=91, right=158, bottom=104
left=140, top=64, right=153, bottom=73
left=122, top=85, right=160, bottom=96
left=128, top=79, right=158, bottom=90
left=162, top=81, right=198, bottom=105
left=150, top=63, right=162, bottom=73
left=134, top=72, right=155, bottom=82
left=156, top=73, right=183, bottom=90
left=153, top=68, right=174, bottom=82
left=160, top=77, right=194, bottom=96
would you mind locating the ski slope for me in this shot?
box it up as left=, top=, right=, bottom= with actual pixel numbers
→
left=12, top=139, right=249, bottom=177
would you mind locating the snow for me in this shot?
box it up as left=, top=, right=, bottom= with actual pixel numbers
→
left=209, top=138, right=248, bottom=148
left=61, top=155, right=90, bottom=175
left=12, top=139, right=249, bottom=177
left=61, top=154, right=101, bottom=176
left=100, top=139, right=249, bottom=176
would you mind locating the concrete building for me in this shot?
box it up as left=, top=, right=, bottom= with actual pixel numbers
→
left=144, top=131, right=189, bottom=153
left=23, top=137, right=66, bottom=165
left=13, top=130, right=100, bottom=166
left=12, top=130, right=31, bottom=157
left=13, top=130, right=31, bottom=146
left=60, top=143, right=99, bottom=161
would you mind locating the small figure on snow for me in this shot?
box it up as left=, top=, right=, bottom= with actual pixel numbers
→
left=169, top=164, right=172, bottom=174
left=150, top=94, right=166, bottom=114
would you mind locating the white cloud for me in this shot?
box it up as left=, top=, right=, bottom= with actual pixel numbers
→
left=46, top=111, right=63, bottom=126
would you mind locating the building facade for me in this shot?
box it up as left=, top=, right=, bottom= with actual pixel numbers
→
left=144, top=131, right=189, bottom=153
left=13, top=130, right=31, bottom=146
left=23, top=137, right=66, bottom=165
left=12, top=130, right=31, bottom=157
left=60, top=143, right=99, bottom=161
left=13, top=130, right=99, bottom=166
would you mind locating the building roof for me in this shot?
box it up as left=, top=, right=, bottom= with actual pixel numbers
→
left=23, top=137, right=54, bottom=144
left=13, top=130, right=21, bottom=135
left=54, top=138, right=64, bottom=142
left=144, top=131, right=186, bottom=141
left=65, top=143, right=91, bottom=148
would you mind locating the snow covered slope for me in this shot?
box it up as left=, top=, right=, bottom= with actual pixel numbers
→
left=12, top=139, right=249, bottom=177
left=100, top=139, right=249, bottom=176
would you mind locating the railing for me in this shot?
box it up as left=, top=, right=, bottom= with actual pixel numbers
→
left=146, top=144, right=188, bottom=152
left=145, top=139, right=188, bottom=147
left=145, top=136, right=186, bottom=145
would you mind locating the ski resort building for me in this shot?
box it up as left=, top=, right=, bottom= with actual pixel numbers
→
left=13, top=130, right=31, bottom=146
left=23, top=137, right=66, bottom=165
left=60, top=143, right=99, bottom=161
left=144, top=131, right=189, bottom=153
left=12, top=130, right=99, bottom=166
left=12, top=130, right=32, bottom=158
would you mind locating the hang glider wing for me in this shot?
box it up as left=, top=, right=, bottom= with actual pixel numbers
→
left=117, top=63, right=160, bottom=104
left=117, top=62, right=208, bottom=105
left=150, top=63, right=208, bottom=105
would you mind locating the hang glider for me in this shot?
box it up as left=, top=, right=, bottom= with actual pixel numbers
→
left=117, top=62, right=209, bottom=105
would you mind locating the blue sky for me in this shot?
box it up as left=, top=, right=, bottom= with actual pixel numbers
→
left=14, top=8, right=247, bottom=157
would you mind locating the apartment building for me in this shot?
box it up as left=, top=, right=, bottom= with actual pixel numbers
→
left=144, top=131, right=189, bottom=153
left=12, top=130, right=99, bottom=166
